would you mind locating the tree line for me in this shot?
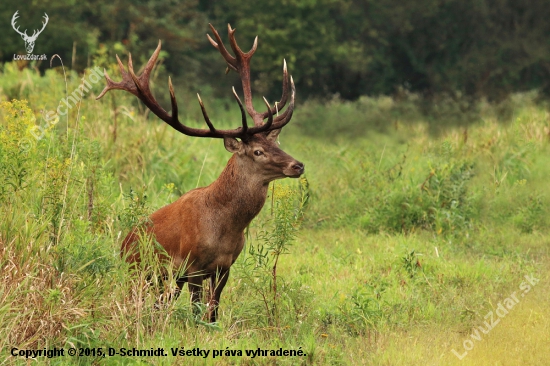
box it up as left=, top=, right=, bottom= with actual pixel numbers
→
left=1, top=0, right=549, bottom=101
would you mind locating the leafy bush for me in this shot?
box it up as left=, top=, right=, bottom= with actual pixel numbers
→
left=234, top=177, right=310, bottom=328
left=513, top=194, right=546, bottom=233
left=0, top=99, right=37, bottom=200
left=361, top=161, right=477, bottom=235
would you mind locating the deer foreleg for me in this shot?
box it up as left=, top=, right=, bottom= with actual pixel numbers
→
left=188, top=275, right=204, bottom=316
left=208, top=268, right=230, bottom=323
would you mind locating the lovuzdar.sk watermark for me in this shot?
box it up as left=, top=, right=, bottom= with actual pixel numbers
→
left=14, top=54, right=47, bottom=61
left=451, top=273, right=540, bottom=360
left=11, top=10, right=49, bottom=61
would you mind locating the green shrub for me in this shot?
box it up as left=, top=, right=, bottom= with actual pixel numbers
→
left=513, top=194, right=546, bottom=233
left=361, top=162, right=476, bottom=235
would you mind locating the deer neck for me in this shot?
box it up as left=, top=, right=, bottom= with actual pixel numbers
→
left=206, top=155, right=268, bottom=231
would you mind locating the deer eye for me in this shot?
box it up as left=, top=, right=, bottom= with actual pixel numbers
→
left=254, top=150, right=263, bottom=156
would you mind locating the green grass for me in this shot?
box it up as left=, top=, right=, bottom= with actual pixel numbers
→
left=0, top=62, right=549, bottom=365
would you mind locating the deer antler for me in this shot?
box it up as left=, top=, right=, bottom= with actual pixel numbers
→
left=97, top=24, right=294, bottom=140
left=207, top=24, right=295, bottom=128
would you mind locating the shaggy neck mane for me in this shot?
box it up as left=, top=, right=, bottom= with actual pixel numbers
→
left=206, top=154, right=269, bottom=231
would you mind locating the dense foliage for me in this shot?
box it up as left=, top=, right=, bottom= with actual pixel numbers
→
left=1, top=0, right=550, bottom=101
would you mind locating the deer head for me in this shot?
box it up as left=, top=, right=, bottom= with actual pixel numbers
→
left=11, top=11, right=49, bottom=54
left=96, top=24, right=303, bottom=182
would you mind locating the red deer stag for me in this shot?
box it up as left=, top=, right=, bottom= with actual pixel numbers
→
left=96, top=24, right=303, bottom=322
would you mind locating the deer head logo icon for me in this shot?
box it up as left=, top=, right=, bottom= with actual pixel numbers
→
left=11, top=11, right=49, bottom=54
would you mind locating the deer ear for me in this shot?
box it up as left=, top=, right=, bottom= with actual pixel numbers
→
left=266, top=129, right=281, bottom=142
left=224, top=137, right=243, bottom=153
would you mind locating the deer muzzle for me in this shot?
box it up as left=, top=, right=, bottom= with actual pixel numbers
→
left=286, top=161, right=305, bottom=177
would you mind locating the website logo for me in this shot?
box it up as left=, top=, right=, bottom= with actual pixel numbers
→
left=11, top=10, right=48, bottom=61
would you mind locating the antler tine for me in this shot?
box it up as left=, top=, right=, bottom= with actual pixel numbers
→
left=115, top=54, right=126, bottom=75
left=270, top=76, right=295, bottom=129
left=168, top=76, right=179, bottom=126
left=208, top=24, right=238, bottom=71
left=261, top=97, right=274, bottom=130
left=127, top=40, right=162, bottom=95
left=232, top=87, right=248, bottom=137
left=261, top=59, right=289, bottom=119
left=227, top=24, right=258, bottom=59
left=196, top=93, right=216, bottom=132
left=127, top=54, right=141, bottom=92
left=96, top=41, right=162, bottom=100
left=241, top=97, right=274, bottom=135
left=96, top=56, right=134, bottom=100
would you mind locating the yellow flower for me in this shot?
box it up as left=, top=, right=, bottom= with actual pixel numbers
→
left=0, top=100, right=37, bottom=153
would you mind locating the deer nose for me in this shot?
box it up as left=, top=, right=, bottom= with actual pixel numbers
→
left=292, top=162, right=305, bottom=175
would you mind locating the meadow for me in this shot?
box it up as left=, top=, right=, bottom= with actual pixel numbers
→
left=0, top=61, right=549, bottom=365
